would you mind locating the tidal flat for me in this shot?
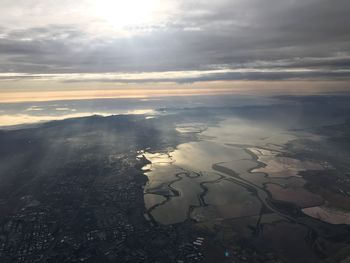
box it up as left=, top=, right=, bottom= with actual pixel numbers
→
left=141, top=98, right=350, bottom=242
left=142, top=115, right=331, bottom=225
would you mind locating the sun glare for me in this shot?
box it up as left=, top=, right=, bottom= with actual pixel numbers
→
left=91, top=0, right=166, bottom=29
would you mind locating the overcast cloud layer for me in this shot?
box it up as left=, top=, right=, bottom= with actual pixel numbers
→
left=0, top=0, right=350, bottom=83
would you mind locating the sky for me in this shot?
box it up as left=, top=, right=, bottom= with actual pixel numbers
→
left=0, top=0, right=350, bottom=101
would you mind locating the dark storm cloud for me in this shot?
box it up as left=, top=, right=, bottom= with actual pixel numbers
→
left=0, top=0, right=349, bottom=81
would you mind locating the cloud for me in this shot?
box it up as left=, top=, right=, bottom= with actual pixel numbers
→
left=0, top=0, right=349, bottom=83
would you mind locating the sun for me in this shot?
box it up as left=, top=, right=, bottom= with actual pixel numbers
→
left=91, top=0, right=166, bottom=29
